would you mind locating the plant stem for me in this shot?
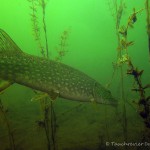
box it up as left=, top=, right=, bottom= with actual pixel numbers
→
left=145, top=0, right=150, bottom=60
left=115, top=0, right=128, bottom=146
left=41, top=0, right=49, bottom=58
left=0, top=99, right=15, bottom=150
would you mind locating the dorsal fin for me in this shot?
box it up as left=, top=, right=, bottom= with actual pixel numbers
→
left=0, top=29, right=22, bottom=52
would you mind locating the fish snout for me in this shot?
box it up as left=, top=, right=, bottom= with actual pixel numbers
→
left=94, top=83, right=118, bottom=107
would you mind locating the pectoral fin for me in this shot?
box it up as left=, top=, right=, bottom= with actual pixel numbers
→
left=48, top=90, right=59, bottom=100
left=0, top=80, right=13, bottom=94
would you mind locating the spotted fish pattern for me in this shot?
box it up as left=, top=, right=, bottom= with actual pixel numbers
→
left=0, top=29, right=117, bottom=106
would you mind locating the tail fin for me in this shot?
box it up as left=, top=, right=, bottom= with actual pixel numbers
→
left=0, top=29, right=22, bottom=52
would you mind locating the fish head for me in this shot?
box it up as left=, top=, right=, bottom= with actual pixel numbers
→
left=93, top=82, right=118, bottom=107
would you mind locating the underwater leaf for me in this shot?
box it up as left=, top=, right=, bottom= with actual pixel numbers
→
left=131, top=88, right=142, bottom=92
left=146, top=96, right=150, bottom=101
left=30, top=6, right=37, bottom=11
left=120, top=37, right=134, bottom=49
left=39, top=0, right=46, bottom=9
left=55, top=28, right=70, bottom=61
left=30, top=13, right=37, bottom=18
left=127, top=67, right=144, bottom=78
left=138, top=70, right=144, bottom=77
left=128, top=22, right=134, bottom=28
left=126, top=41, right=134, bottom=47
left=39, top=0, right=49, bottom=8
left=127, top=8, right=144, bottom=29
left=31, top=93, right=49, bottom=101
left=143, top=84, right=150, bottom=89
left=117, top=54, right=130, bottom=66
left=119, top=26, right=127, bottom=36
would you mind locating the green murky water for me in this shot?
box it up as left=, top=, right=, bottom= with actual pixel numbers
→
left=0, top=0, right=150, bottom=150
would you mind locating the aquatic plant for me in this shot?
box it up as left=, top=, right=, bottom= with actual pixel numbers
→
left=106, top=0, right=127, bottom=144
left=0, top=99, right=16, bottom=150
left=109, top=1, right=145, bottom=146
left=107, top=0, right=126, bottom=29
left=126, top=58, right=150, bottom=142
left=54, top=28, right=70, bottom=61
left=28, top=5, right=70, bottom=149
left=39, top=0, right=49, bottom=58
left=31, top=91, right=56, bottom=150
left=127, top=61, right=150, bottom=126
left=108, top=0, right=128, bottom=144
left=112, top=1, right=150, bottom=142
left=40, top=97, right=56, bottom=150
left=118, top=8, right=144, bottom=143
left=145, top=0, right=150, bottom=60
left=114, top=7, right=143, bottom=70
left=28, top=0, right=49, bottom=57
left=28, top=1, right=56, bottom=150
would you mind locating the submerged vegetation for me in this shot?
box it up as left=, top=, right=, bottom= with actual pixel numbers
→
left=27, top=0, right=70, bottom=150
left=108, top=0, right=128, bottom=144
left=145, top=0, right=150, bottom=60
left=109, top=0, right=150, bottom=144
left=0, top=99, right=15, bottom=150
left=28, top=0, right=57, bottom=150
left=1, top=0, right=150, bottom=149
left=54, top=28, right=70, bottom=61
left=28, top=0, right=49, bottom=57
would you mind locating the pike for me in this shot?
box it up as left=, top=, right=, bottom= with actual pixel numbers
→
left=0, top=29, right=117, bottom=106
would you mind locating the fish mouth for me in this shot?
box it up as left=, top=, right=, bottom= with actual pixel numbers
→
left=96, top=96, right=118, bottom=107
left=93, top=82, right=118, bottom=107
left=107, top=97, right=118, bottom=107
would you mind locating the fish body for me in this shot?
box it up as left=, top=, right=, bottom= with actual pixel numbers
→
left=0, top=29, right=117, bottom=106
